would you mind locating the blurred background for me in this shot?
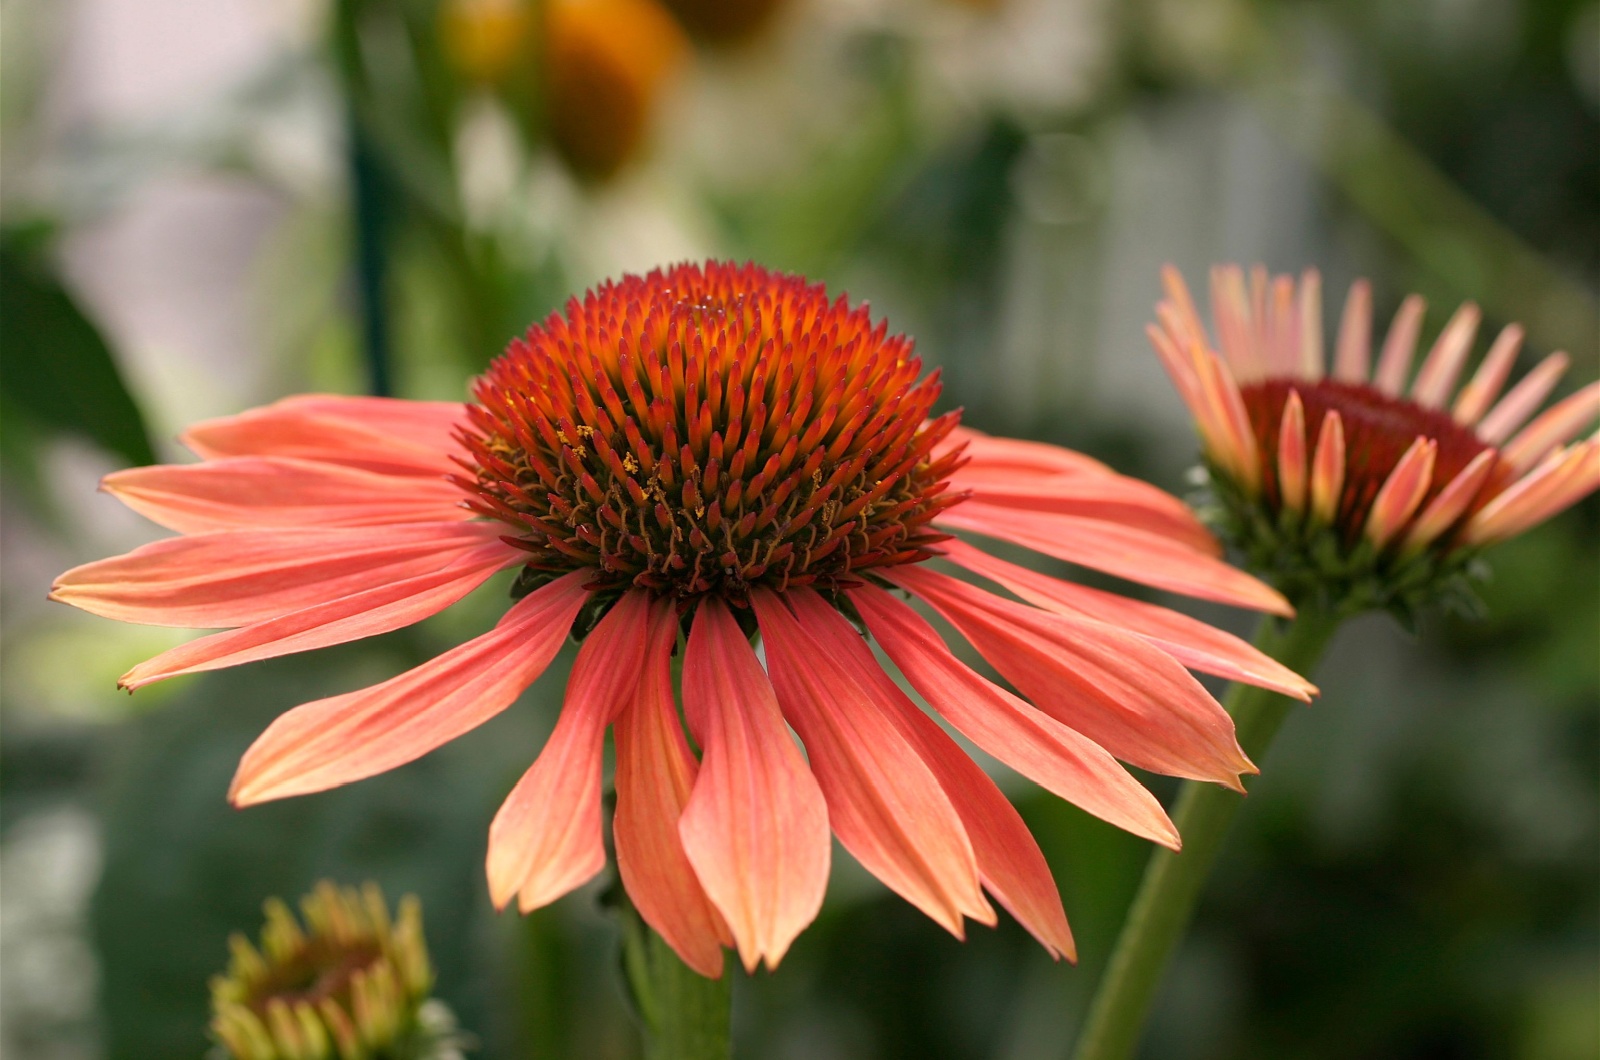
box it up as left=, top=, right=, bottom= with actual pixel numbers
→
left=2, top=0, right=1596, bottom=1056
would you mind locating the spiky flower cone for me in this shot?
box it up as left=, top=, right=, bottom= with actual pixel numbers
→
left=209, top=882, right=464, bottom=1060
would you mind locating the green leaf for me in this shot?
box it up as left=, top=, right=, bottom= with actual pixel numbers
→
left=0, top=227, right=156, bottom=467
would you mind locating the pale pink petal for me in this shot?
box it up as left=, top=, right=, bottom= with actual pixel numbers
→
left=1297, top=269, right=1324, bottom=380
left=50, top=522, right=512, bottom=628
left=889, top=567, right=1254, bottom=790
left=791, top=591, right=1073, bottom=960
left=1309, top=410, right=1346, bottom=525
left=1192, top=341, right=1261, bottom=492
left=1400, top=449, right=1497, bottom=553
left=182, top=396, right=466, bottom=477
left=1333, top=279, right=1373, bottom=382
left=1148, top=322, right=1216, bottom=449
left=1464, top=439, right=1600, bottom=546
left=1478, top=352, right=1569, bottom=444
left=1374, top=294, right=1426, bottom=396
left=1277, top=390, right=1308, bottom=514
left=1159, top=264, right=1207, bottom=346
left=613, top=596, right=731, bottom=977
left=849, top=583, right=1179, bottom=846
left=751, top=589, right=992, bottom=938
left=1212, top=265, right=1264, bottom=382
left=1410, top=302, right=1480, bottom=408
left=680, top=598, right=830, bottom=973
left=1264, top=274, right=1299, bottom=376
left=1500, top=382, right=1600, bottom=473
left=1364, top=437, right=1436, bottom=549
left=230, top=571, right=588, bottom=806
left=102, top=457, right=471, bottom=534
left=935, top=503, right=1293, bottom=617
left=1451, top=325, right=1524, bottom=425
left=937, top=540, right=1314, bottom=699
left=486, top=590, right=653, bottom=912
left=118, top=537, right=523, bottom=689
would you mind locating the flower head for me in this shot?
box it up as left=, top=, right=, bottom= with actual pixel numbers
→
left=209, top=881, right=462, bottom=1060
left=1151, top=264, right=1599, bottom=617
left=54, top=261, right=1307, bottom=976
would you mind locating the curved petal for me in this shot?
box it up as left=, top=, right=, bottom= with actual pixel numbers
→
left=103, top=457, right=471, bottom=534
left=789, top=590, right=1074, bottom=960
left=613, top=596, right=731, bottom=978
left=486, top=590, right=652, bottom=912
left=230, top=571, right=589, bottom=806
left=935, top=503, right=1292, bottom=617
left=938, top=540, right=1314, bottom=699
left=51, top=522, right=512, bottom=628
left=679, top=598, right=830, bottom=973
left=850, top=583, right=1178, bottom=848
left=119, top=536, right=523, bottom=689
left=936, top=426, right=1111, bottom=477
left=889, top=566, right=1254, bottom=790
left=949, top=470, right=1219, bottom=555
left=751, top=589, right=992, bottom=938
left=182, top=395, right=467, bottom=477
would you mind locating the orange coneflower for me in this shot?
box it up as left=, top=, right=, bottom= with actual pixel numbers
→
left=1150, top=264, right=1600, bottom=618
left=53, top=261, right=1309, bottom=977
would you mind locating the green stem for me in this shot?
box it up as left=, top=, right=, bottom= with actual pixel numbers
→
left=619, top=895, right=732, bottom=1060
left=1071, top=606, right=1343, bottom=1060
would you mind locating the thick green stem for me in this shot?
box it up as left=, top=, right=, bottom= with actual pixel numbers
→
left=619, top=898, right=732, bottom=1060
left=1071, top=607, right=1343, bottom=1060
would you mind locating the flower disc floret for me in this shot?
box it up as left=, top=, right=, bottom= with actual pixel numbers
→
left=456, top=261, right=966, bottom=603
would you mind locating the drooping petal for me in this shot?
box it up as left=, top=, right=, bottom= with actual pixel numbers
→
left=230, top=571, right=589, bottom=806
left=1410, top=302, right=1480, bottom=408
left=1308, top=410, right=1346, bottom=525
left=1332, top=279, right=1373, bottom=382
left=935, top=503, right=1292, bottom=617
left=789, top=591, right=1073, bottom=961
left=849, top=583, right=1179, bottom=847
left=1500, top=382, right=1600, bottom=473
left=120, top=536, right=523, bottom=688
left=1373, top=294, right=1426, bottom=396
left=182, top=396, right=467, bottom=477
left=51, top=522, right=512, bottom=628
left=937, top=540, right=1314, bottom=700
left=751, top=589, right=992, bottom=938
left=102, top=458, right=471, bottom=534
left=1451, top=324, right=1524, bottom=426
left=1478, top=351, right=1569, bottom=444
left=1277, top=389, right=1308, bottom=514
left=938, top=426, right=1111, bottom=478
left=679, top=598, right=830, bottom=974
left=948, top=468, right=1219, bottom=554
left=1400, top=449, right=1497, bottom=553
left=486, top=589, right=653, bottom=912
left=889, top=566, right=1254, bottom=789
left=1363, top=436, right=1436, bottom=549
left=1463, top=438, right=1600, bottom=546
left=613, top=596, right=731, bottom=977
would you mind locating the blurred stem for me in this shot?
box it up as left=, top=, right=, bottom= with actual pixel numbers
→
left=1070, top=606, right=1342, bottom=1060
left=348, top=117, right=393, bottom=397
left=619, top=897, right=732, bottom=1060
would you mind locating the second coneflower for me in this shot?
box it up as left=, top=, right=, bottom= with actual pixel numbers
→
left=1151, top=264, right=1599, bottom=618
left=53, top=261, right=1306, bottom=979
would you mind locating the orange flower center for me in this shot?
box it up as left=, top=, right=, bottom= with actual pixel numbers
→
left=1241, top=379, right=1508, bottom=533
left=457, top=262, right=966, bottom=602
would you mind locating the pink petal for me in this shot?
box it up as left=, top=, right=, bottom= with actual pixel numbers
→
left=1363, top=437, right=1436, bottom=549
left=486, top=589, right=652, bottom=912
left=230, top=571, right=588, bottom=806
left=50, top=521, right=513, bottom=628
left=791, top=591, right=1073, bottom=961
left=1277, top=390, right=1308, bottom=515
left=1400, top=449, right=1497, bottom=553
left=679, top=598, right=830, bottom=973
left=182, top=395, right=466, bottom=477
left=102, top=458, right=471, bottom=534
left=1464, top=439, right=1600, bottom=546
left=889, top=566, right=1254, bottom=789
left=1451, top=325, right=1524, bottom=426
left=1308, top=410, right=1346, bottom=525
left=119, top=537, right=523, bottom=689
left=751, top=589, right=992, bottom=938
left=1478, top=351, right=1569, bottom=444
left=950, top=468, right=1220, bottom=555
left=613, top=596, right=731, bottom=977
left=935, top=503, right=1293, bottom=617
left=938, top=540, right=1314, bottom=699
left=1296, top=269, right=1324, bottom=380
left=938, top=426, right=1111, bottom=477
left=1500, top=381, right=1600, bottom=473
left=1332, top=279, right=1373, bottom=383
left=1373, top=294, right=1426, bottom=396
left=1410, top=302, right=1480, bottom=408
left=849, top=583, right=1179, bottom=847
